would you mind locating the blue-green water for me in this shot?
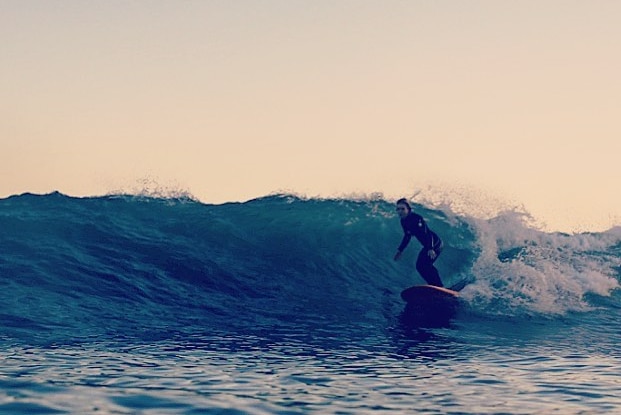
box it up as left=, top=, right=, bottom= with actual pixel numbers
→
left=1, top=193, right=619, bottom=414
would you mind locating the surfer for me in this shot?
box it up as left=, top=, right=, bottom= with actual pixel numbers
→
left=393, top=198, right=444, bottom=287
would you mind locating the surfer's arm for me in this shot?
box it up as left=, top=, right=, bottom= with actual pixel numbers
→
left=396, top=233, right=412, bottom=253
left=394, top=218, right=412, bottom=260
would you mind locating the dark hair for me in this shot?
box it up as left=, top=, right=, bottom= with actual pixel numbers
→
left=396, top=198, right=411, bottom=211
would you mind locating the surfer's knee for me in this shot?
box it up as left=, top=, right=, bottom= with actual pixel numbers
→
left=416, top=253, right=430, bottom=269
left=415, top=260, right=426, bottom=274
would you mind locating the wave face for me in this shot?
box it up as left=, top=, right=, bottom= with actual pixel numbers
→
left=0, top=192, right=619, bottom=345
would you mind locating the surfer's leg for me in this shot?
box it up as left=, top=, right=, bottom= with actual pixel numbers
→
left=416, top=249, right=444, bottom=287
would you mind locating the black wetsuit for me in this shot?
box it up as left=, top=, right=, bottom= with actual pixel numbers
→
left=397, top=212, right=444, bottom=287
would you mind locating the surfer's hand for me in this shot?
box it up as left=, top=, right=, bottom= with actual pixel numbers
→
left=393, top=251, right=402, bottom=261
left=428, top=249, right=437, bottom=260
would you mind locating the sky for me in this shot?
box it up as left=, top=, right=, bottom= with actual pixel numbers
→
left=2, top=0, right=620, bottom=232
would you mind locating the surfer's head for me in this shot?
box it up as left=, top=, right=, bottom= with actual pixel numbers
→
left=396, top=198, right=411, bottom=218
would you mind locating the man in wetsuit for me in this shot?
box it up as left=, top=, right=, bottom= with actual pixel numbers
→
left=393, top=198, right=444, bottom=287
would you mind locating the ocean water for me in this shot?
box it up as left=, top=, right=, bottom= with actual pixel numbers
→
left=1, top=192, right=620, bottom=414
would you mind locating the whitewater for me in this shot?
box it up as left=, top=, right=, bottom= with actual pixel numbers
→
left=1, top=192, right=620, bottom=414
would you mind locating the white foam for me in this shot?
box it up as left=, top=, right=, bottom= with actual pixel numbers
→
left=461, top=212, right=620, bottom=315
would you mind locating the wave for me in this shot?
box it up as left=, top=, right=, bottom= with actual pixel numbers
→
left=0, top=192, right=619, bottom=344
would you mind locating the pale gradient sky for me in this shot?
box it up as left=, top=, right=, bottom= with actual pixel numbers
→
left=2, top=1, right=620, bottom=231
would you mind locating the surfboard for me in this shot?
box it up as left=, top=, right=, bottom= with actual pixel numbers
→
left=399, top=285, right=459, bottom=327
left=401, top=285, right=458, bottom=303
